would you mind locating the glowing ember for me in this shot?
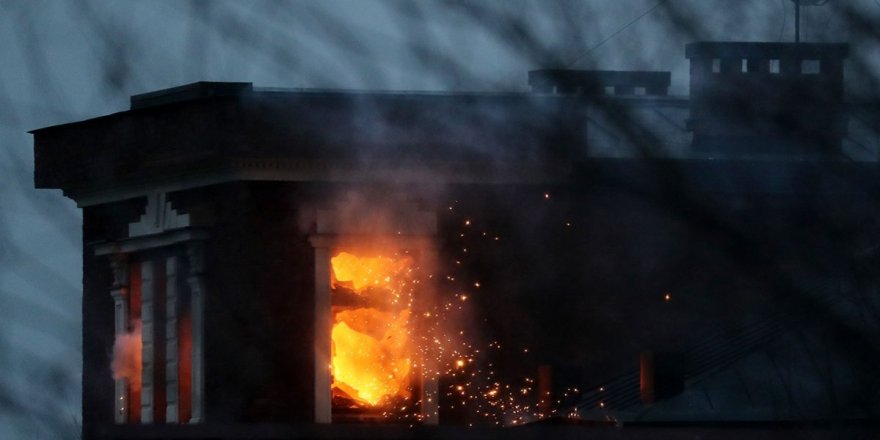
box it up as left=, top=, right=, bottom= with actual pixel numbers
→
left=330, top=252, right=414, bottom=408
left=112, top=320, right=142, bottom=391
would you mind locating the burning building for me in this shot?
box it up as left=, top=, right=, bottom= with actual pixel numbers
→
left=31, top=41, right=880, bottom=439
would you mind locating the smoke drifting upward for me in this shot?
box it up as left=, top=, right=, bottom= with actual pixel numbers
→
left=112, top=320, right=142, bottom=392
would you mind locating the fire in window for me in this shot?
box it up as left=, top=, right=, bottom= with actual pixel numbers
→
left=329, top=250, right=423, bottom=420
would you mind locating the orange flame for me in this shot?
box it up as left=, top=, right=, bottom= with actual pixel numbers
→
left=112, top=320, right=142, bottom=391
left=331, top=252, right=412, bottom=292
left=330, top=252, right=414, bottom=407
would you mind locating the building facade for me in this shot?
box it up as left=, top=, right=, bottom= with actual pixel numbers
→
left=31, top=42, right=880, bottom=439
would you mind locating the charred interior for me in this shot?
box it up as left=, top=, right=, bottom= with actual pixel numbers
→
left=30, top=41, right=880, bottom=439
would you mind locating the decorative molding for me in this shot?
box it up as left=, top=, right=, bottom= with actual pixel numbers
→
left=95, top=229, right=208, bottom=256
left=129, top=192, right=191, bottom=238
left=68, top=158, right=572, bottom=207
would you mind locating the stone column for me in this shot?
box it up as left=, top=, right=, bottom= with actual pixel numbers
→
left=165, top=255, right=181, bottom=422
left=186, top=242, right=206, bottom=423
left=140, top=260, right=155, bottom=423
left=313, top=245, right=332, bottom=423
left=110, top=254, right=130, bottom=424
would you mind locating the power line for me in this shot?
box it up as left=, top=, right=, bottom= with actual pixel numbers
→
left=568, top=0, right=670, bottom=68
left=791, top=0, right=835, bottom=42
left=779, top=0, right=787, bottom=42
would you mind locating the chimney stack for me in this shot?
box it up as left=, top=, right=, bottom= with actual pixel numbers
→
left=686, top=42, right=849, bottom=157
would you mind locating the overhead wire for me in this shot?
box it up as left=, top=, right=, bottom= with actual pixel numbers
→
left=779, top=0, right=788, bottom=42
left=568, top=0, right=670, bottom=67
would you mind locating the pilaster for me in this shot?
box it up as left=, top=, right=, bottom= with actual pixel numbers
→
left=110, top=253, right=130, bottom=424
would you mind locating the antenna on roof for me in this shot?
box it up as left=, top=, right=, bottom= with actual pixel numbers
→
left=790, top=0, right=831, bottom=43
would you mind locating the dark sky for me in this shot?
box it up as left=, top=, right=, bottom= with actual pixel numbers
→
left=1, top=1, right=879, bottom=437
